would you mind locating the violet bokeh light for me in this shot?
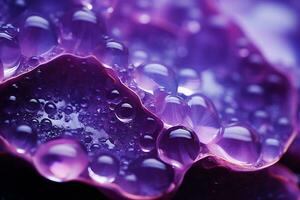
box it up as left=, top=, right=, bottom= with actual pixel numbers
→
left=0, top=0, right=299, bottom=200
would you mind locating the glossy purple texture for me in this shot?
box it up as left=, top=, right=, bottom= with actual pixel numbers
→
left=0, top=0, right=299, bottom=199
left=0, top=55, right=178, bottom=199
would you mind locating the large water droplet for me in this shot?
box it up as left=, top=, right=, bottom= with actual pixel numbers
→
left=210, top=124, right=261, bottom=167
left=157, top=126, right=201, bottom=168
left=19, top=15, right=57, bottom=57
left=0, top=25, right=21, bottom=78
left=133, top=63, right=178, bottom=94
left=94, top=40, right=128, bottom=69
left=62, top=8, right=106, bottom=55
left=33, top=139, right=88, bottom=182
left=157, top=95, right=186, bottom=126
left=88, top=154, right=119, bottom=183
left=130, top=158, right=174, bottom=196
left=185, top=94, right=221, bottom=144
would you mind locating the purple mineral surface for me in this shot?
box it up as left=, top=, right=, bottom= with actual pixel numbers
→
left=0, top=0, right=299, bottom=199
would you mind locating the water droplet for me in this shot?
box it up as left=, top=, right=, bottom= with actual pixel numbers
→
left=143, top=117, right=159, bottom=134
left=90, top=143, right=101, bottom=152
left=19, top=15, right=57, bottom=57
left=158, top=126, right=201, bottom=168
left=274, top=117, right=293, bottom=136
left=177, top=68, right=201, bottom=96
left=133, top=63, right=177, bottom=94
left=62, top=8, right=106, bottom=55
left=240, top=84, right=265, bottom=110
left=41, top=118, right=52, bottom=130
left=157, top=95, right=186, bottom=126
left=88, top=154, right=119, bottom=183
left=33, top=139, right=88, bottom=182
left=185, top=94, right=221, bottom=144
left=250, top=110, right=269, bottom=128
left=261, top=138, right=281, bottom=163
left=4, top=95, right=18, bottom=114
left=44, top=102, right=57, bottom=115
left=130, top=158, right=174, bottom=196
left=64, top=106, right=73, bottom=115
left=115, top=102, right=135, bottom=123
left=0, top=25, right=21, bottom=78
left=106, top=89, right=120, bottom=103
left=10, top=124, right=37, bottom=153
left=139, top=135, right=155, bottom=152
left=84, top=135, right=92, bottom=143
left=95, top=40, right=128, bottom=69
left=210, top=124, right=261, bottom=167
left=25, top=98, right=40, bottom=112
left=31, top=118, right=39, bottom=129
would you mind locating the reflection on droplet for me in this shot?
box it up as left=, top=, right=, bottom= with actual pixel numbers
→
left=19, top=15, right=57, bottom=57
left=33, top=139, right=88, bottom=182
left=11, top=124, right=37, bottom=153
left=41, top=118, right=52, bottom=130
left=139, top=135, right=155, bottom=152
left=115, top=102, right=135, bottom=123
left=133, top=63, right=177, bottom=94
left=44, top=102, right=57, bottom=115
left=210, top=124, right=261, bottom=168
left=261, top=138, right=281, bottom=163
left=0, top=25, right=21, bottom=78
left=130, top=157, right=174, bottom=196
left=88, top=154, right=119, bottom=183
left=177, top=68, right=201, bottom=96
left=25, top=98, right=40, bottom=112
left=158, top=126, right=201, bottom=168
left=157, top=95, right=186, bottom=126
left=185, top=94, right=221, bottom=144
left=62, top=8, right=106, bottom=55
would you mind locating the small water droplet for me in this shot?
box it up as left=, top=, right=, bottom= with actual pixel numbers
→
left=44, top=102, right=57, bottom=115
left=88, top=154, right=119, bottom=183
left=64, top=106, right=73, bottom=115
left=140, top=135, right=155, bottom=152
left=25, top=98, right=40, bottom=112
left=41, top=118, right=52, bottom=130
left=115, top=102, right=135, bottom=123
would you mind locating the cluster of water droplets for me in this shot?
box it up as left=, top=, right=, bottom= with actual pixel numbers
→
left=0, top=0, right=298, bottom=199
